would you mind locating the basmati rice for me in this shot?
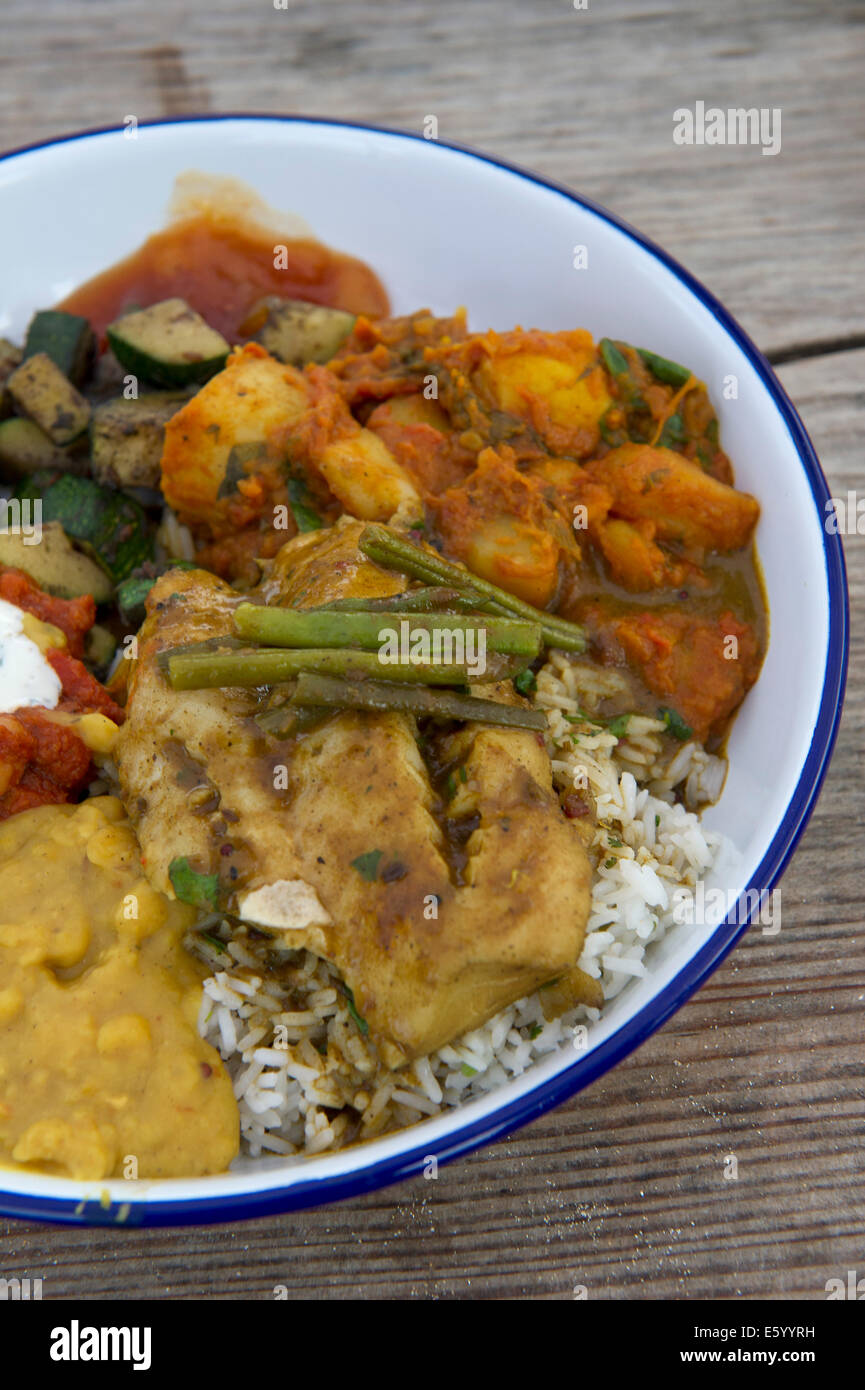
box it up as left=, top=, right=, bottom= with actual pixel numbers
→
left=197, top=652, right=730, bottom=1159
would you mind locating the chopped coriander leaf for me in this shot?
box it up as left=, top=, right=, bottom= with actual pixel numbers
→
left=168, top=856, right=219, bottom=909
left=659, top=412, right=686, bottom=449
left=343, top=985, right=369, bottom=1036
left=604, top=857, right=617, bottom=869
left=607, top=713, right=631, bottom=738
left=290, top=503, right=323, bottom=533
left=513, top=668, right=537, bottom=696
left=461, top=1063, right=478, bottom=1078
left=218, top=442, right=265, bottom=498
left=599, top=337, right=630, bottom=377
left=529, top=1023, right=543, bottom=1040
left=459, top=764, right=468, bottom=783
left=655, top=814, right=661, bottom=827
left=658, top=706, right=694, bottom=741
left=350, top=849, right=383, bottom=882
left=564, top=708, right=604, bottom=727
left=608, top=836, right=622, bottom=847
left=287, top=477, right=323, bottom=532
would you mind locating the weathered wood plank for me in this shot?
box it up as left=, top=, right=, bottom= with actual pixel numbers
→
left=1, top=0, right=863, bottom=352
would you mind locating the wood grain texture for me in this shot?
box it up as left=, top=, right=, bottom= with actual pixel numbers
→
left=0, top=0, right=862, bottom=1301
left=2, top=0, right=864, bottom=350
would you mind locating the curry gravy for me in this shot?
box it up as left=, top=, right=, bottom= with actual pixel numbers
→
left=0, top=796, right=238, bottom=1180
left=60, top=211, right=389, bottom=344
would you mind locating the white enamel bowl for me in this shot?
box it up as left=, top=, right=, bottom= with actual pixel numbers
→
left=0, top=117, right=847, bottom=1226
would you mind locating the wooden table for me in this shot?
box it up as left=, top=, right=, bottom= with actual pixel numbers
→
left=1, top=0, right=862, bottom=1300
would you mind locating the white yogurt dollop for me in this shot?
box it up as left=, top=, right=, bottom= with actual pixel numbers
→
left=0, top=598, right=62, bottom=714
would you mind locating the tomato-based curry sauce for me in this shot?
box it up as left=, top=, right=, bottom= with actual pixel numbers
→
left=60, top=212, right=389, bottom=343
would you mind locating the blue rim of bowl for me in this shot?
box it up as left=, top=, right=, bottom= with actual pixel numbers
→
left=0, top=115, right=849, bottom=1227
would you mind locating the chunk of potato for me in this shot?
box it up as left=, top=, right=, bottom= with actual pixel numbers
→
left=160, top=344, right=309, bottom=527
left=464, top=512, right=560, bottom=609
left=593, top=516, right=690, bottom=592
left=477, top=342, right=611, bottom=436
left=377, top=393, right=452, bottom=432
left=438, top=328, right=612, bottom=458
left=590, top=444, right=760, bottom=552
left=317, top=428, right=421, bottom=521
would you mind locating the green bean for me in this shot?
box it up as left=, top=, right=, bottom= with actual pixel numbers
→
left=156, top=635, right=246, bottom=676
left=233, top=602, right=541, bottom=657
left=357, top=525, right=586, bottom=652
left=290, top=672, right=548, bottom=731
left=163, top=644, right=529, bottom=691
left=314, top=586, right=485, bottom=614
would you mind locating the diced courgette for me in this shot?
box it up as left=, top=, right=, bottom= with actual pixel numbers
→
left=14, top=472, right=152, bottom=584
left=90, top=391, right=189, bottom=489
left=116, top=560, right=197, bottom=625
left=107, top=299, right=230, bottom=387
left=243, top=297, right=356, bottom=365
left=24, top=310, right=95, bottom=387
left=6, top=352, right=91, bottom=445
left=0, top=416, right=82, bottom=479
left=0, top=521, right=113, bottom=602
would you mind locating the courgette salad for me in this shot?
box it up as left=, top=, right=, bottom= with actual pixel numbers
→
left=0, top=295, right=357, bottom=664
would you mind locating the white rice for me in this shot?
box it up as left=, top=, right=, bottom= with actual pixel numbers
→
left=197, top=651, right=730, bottom=1159
left=156, top=506, right=197, bottom=563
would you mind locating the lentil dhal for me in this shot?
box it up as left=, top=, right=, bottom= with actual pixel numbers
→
left=0, top=796, right=238, bottom=1180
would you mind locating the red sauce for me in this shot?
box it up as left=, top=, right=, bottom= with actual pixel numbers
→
left=0, top=568, right=95, bottom=659
left=59, top=214, right=390, bottom=342
left=1, top=712, right=93, bottom=819
left=0, top=567, right=124, bottom=819
left=48, top=649, right=125, bottom=724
